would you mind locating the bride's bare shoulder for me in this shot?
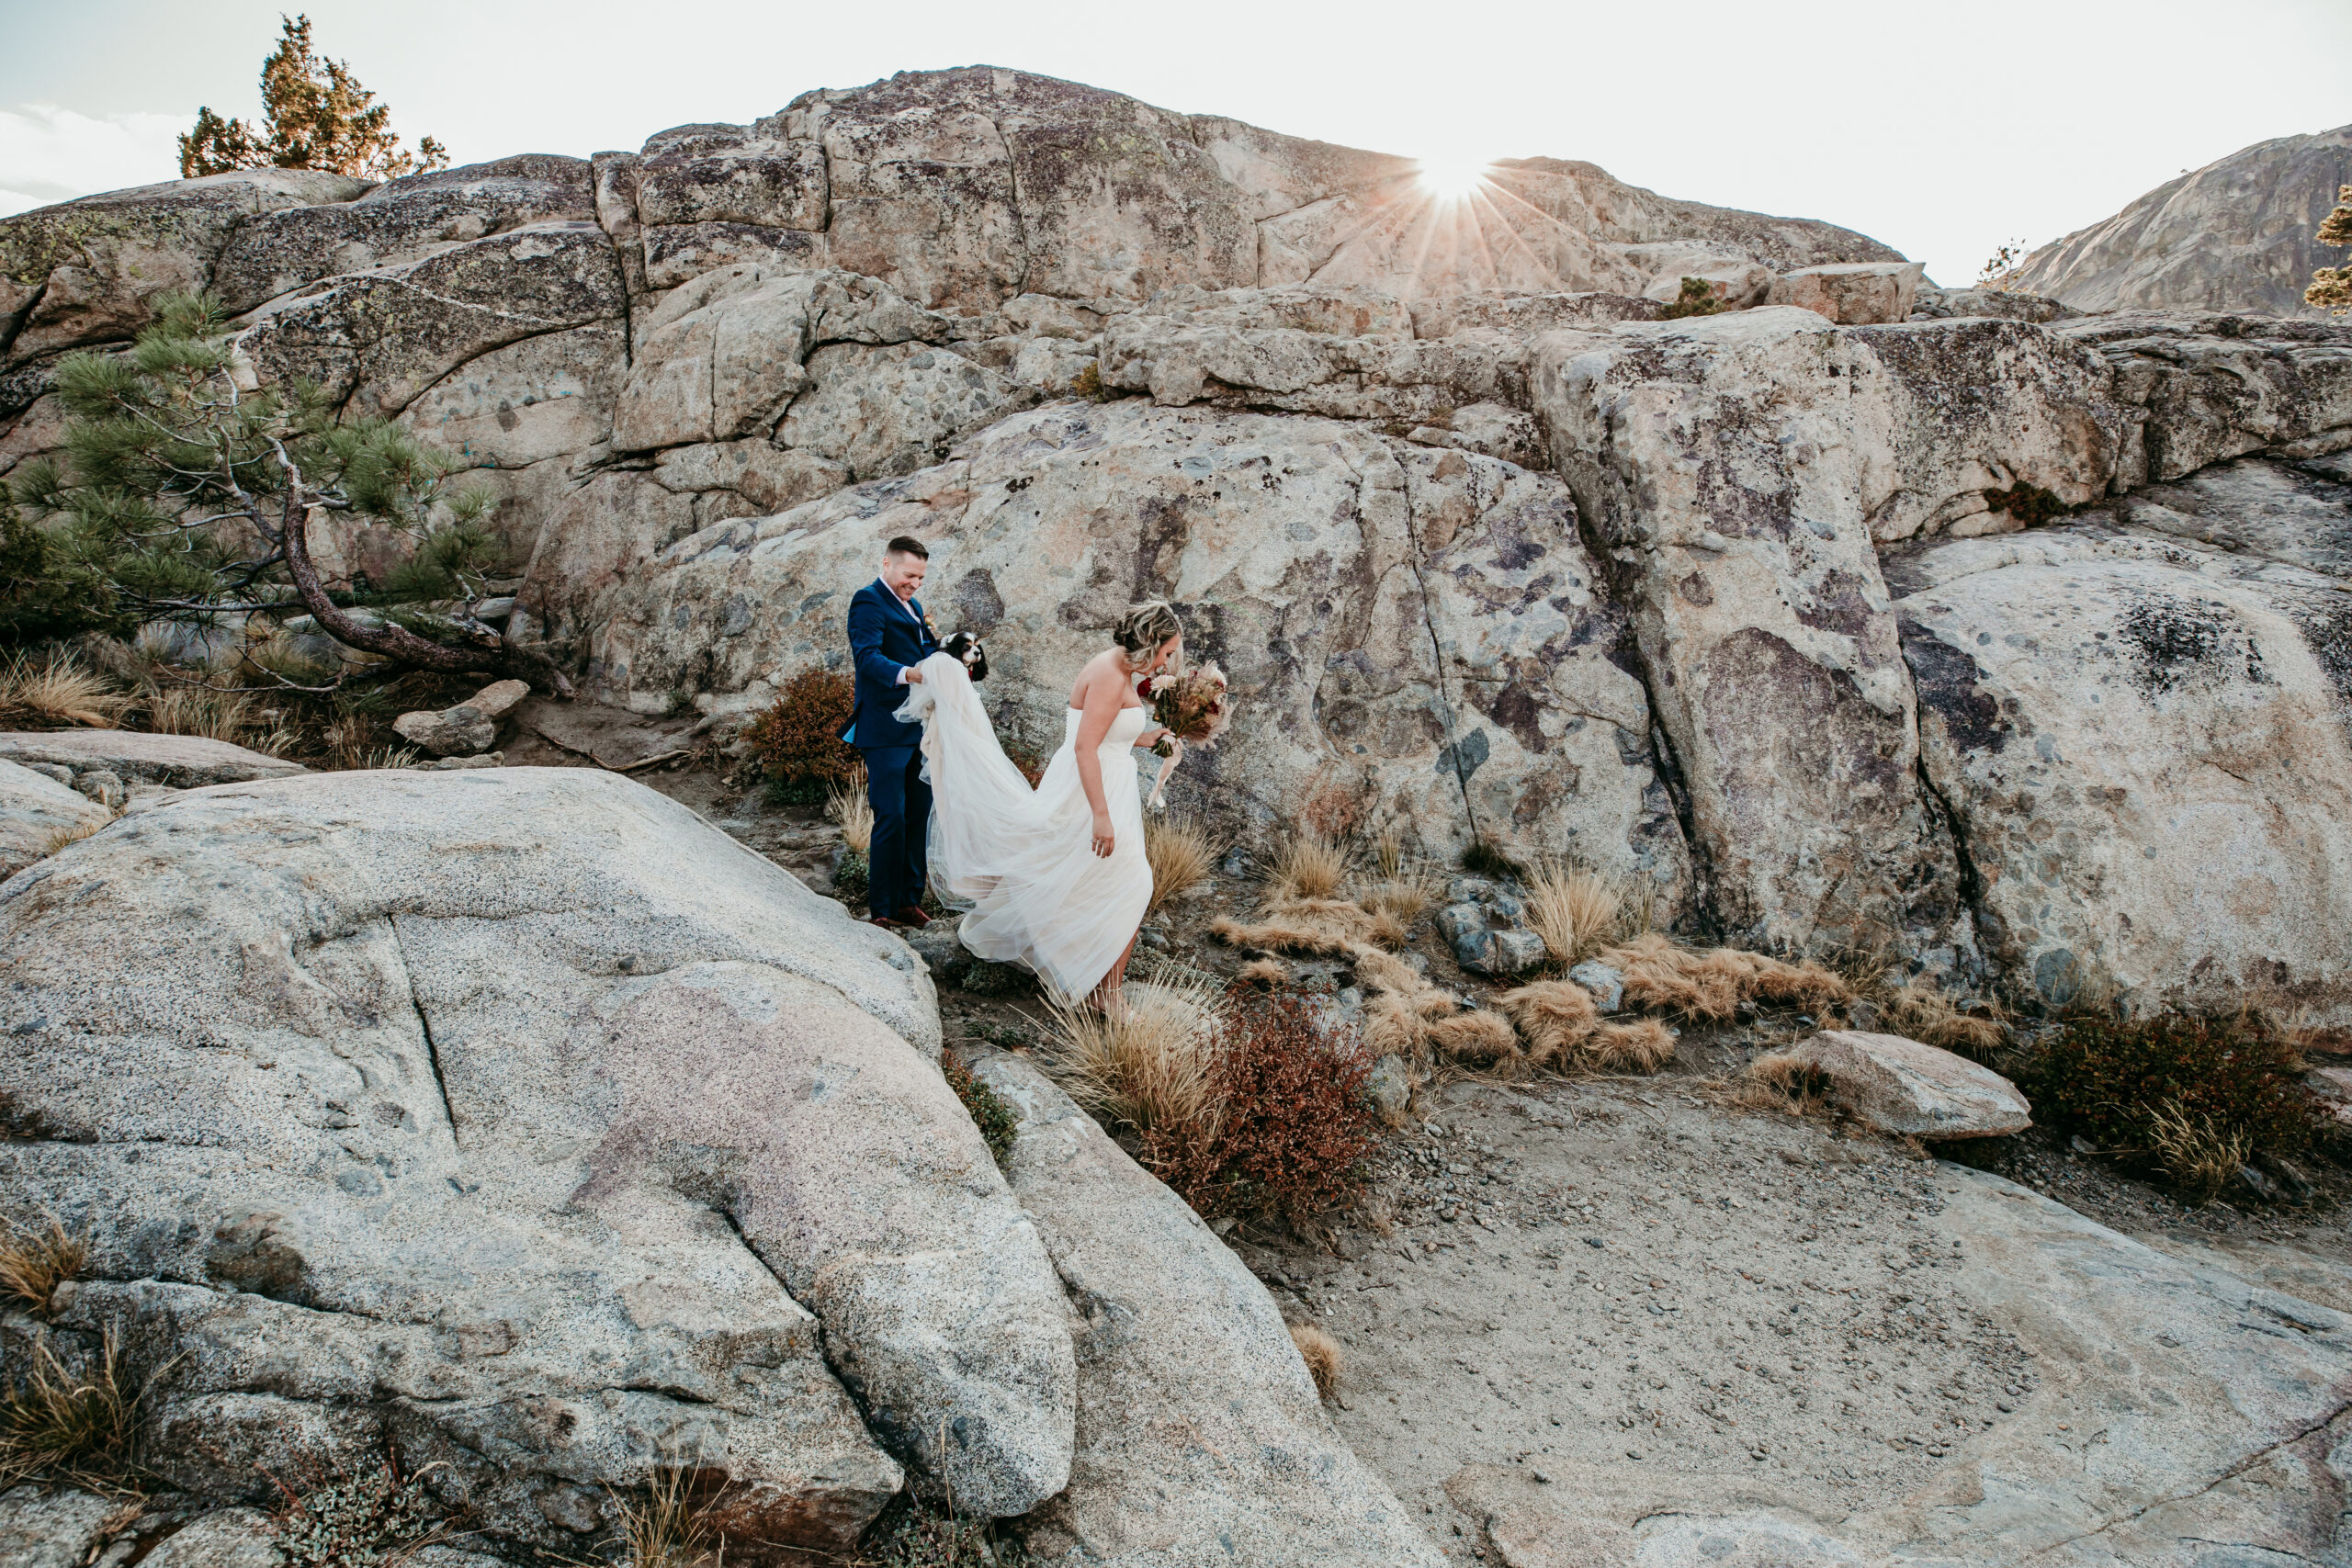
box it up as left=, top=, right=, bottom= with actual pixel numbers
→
left=1069, top=649, right=1123, bottom=705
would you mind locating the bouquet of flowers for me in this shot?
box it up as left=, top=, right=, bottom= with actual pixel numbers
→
left=1137, top=660, right=1232, bottom=807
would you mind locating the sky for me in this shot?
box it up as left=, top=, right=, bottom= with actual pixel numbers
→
left=3, top=0, right=2346, bottom=286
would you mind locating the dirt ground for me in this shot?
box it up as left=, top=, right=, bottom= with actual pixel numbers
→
left=560, top=739, right=2349, bottom=1563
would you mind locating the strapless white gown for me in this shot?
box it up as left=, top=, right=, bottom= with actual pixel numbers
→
left=892, top=654, right=1152, bottom=1005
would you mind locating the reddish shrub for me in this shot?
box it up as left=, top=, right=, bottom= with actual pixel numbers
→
left=2023, top=1011, right=2323, bottom=1160
left=745, top=667, right=859, bottom=786
left=1143, top=995, right=1382, bottom=1226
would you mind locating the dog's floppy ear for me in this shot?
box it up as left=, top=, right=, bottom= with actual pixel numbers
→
left=941, top=631, right=988, bottom=682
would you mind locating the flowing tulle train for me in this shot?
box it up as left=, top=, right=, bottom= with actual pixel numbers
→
left=894, top=653, right=1152, bottom=1005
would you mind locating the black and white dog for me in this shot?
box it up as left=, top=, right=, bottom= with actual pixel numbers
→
left=941, top=630, right=988, bottom=682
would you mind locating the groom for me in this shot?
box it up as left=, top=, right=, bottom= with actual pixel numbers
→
left=845, top=536, right=941, bottom=928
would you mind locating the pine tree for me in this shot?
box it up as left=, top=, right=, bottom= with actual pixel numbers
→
left=6, top=292, right=566, bottom=694
left=2307, top=185, right=2352, bottom=316
left=179, top=15, right=448, bottom=181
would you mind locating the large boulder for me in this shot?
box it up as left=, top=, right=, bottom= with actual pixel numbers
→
left=2010, top=122, right=2352, bottom=317
left=1767, top=1030, right=2031, bottom=1137
left=968, top=1050, right=1442, bottom=1567
left=576, top=400, right=1690, bottom=894
left=0, top=769, right=1078, bottom=1556
left=1889, top=491, right=2352, bottom=1019
left=1766, top=260, right=1927, bottom=324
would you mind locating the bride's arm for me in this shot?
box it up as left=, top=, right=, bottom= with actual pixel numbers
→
left=1073, top=667, right=1122, bottom=858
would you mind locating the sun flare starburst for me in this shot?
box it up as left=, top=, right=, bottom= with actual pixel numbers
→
left=1414, top=156, right=1493, bottom=203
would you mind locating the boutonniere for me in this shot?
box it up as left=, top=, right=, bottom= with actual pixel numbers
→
left=922, top=613, right=938, bottom=636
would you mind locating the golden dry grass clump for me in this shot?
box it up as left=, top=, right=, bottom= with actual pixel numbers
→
left=1523, top=859, right=1623, bottom=963
left=144, top=684, right=254, bottom=741
left=1496, top=980, right=1676, bottom=1074
left=1144, top=814, right=1221, bottom=915
left=1043, top=970, right=1227, bottom=1138
left=1237, top=956, right=1288, bottom=988
left=826, top=763, right=875, bottom=855
left=0, top=1214, right=86, bottom=1314
left=0, top=1327, right=140, bottom=1485
left=1288, top=1323, right=1344, bottom=1399
left=0, top=652, right=129, bottom=729
left=1599, top=931, right=1850, bottom=1021
left=2146, top=1103, right=2254, bottom=1203
left=1268, top=831, right=1347, bottom=902
left=1876, top=981, right=2007, bottom=1056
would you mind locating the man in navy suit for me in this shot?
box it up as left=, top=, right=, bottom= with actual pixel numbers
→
left=845, top=536, right=941, bottom=927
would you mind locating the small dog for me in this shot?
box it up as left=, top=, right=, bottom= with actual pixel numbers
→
left=940, top=630, right=988, bottom=682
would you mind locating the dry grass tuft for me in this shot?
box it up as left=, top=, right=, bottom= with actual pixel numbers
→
left=39, top=821, right=105, bottom=858
left=2146, top=1103, right=2253, bottom=1204
left=1043, top=971, right=1227, bottom=1137
left=1598, top=931, right=1850, bottom=1022
left=0, top=652, right=129, bottom=729
left=144, top=684, right=254, bottom=741
left=1268, top=832, right=1346, bottom=903
left=1523, top=860, right=1623, bottom=964
left=1237, top=957, right=1288, bottom=988
left=827, top=763, right=875, bottom=856
left=1496, top=982, right=1678, bottom=1076
left=1145, top=815, right=1220, bottom=915
left=1349, top=946, right=1427, bottom=998
left=0, top=1214, right=87, bottom=1314
left=1213, top=915, right=1356, bottom=957
left=1363, top=876, right=1436, bottom=929
left=1590, top=1019, right=1677, bottom=1074
left=610, top=1466, right=715, bottom=1568
left=1289, top=1323, right=1344, bottom=1399
left=1373, top=826, right=1406, bottom=881
left=0, top=1327, right=141, bottom=1484
left=1424, top=1010, right=1521, bottom=1068
left=1877, top=981, right=2007, bottom=1056
left=1742, top=1050, right=1832, bottom=1117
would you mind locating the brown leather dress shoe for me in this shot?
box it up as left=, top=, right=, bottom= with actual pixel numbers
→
left=893, top=905, right=933, bottom=928
left=865, top=915, right=902, bottom=931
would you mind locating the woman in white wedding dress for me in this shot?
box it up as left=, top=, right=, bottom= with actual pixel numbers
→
left=894, top=603, right=1184, bottom=1010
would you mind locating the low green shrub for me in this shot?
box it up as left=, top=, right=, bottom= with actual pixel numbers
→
left=833, top=848, right=870, bottom=907
left=2021, top=1012, right=2324, bottom=1191
left=944, top=1051, right=1020, bottom=1165
left=272, top=1454, right=451, bottom=1566
left=1658, top=277, right=1726, bottom=320
left=856, top=1493, right=1023, bottom=1566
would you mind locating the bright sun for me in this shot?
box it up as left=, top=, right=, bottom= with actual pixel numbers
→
left=1415, top=156, right=1492, bottom=202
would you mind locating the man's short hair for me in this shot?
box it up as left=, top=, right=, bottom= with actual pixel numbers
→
left=885, top=536, right=929, bottom=559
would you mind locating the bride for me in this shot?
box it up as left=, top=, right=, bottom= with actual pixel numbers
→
left=895, top=602, right=1184, bottom=1010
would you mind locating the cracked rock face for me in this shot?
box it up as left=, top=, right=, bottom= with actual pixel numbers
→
left=1887, top=465, right=2352, bottom=1016
left=582, top=399, right=1689, bottom=892
left=0, top=769, right=1078, bottom=1556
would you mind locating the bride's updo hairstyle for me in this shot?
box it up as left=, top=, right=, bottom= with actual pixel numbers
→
left=1112, top=601, right=1182, bottom=666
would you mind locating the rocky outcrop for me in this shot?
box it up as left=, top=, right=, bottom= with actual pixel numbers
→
left=7, top=67, right=2352, bottom=1012
left=0, top=769, right=1091, bottom=1556
left=2009, top=123, right=2352, bottom=317
left=0, top=729, right=306, bottom=787
left=969, top=1050, right=1441, bottom=1567
left=1886, top=457, right=2352, bottom=1014
left=576, top=399, right=1690, bottom=894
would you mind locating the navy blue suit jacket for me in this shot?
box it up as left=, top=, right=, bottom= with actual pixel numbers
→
left=845, top=579, right=940, bottom=749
